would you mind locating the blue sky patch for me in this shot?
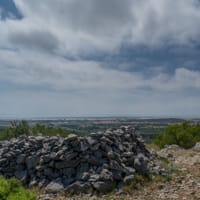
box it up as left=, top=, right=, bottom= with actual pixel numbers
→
left=0, top=0, right=23, bottom=20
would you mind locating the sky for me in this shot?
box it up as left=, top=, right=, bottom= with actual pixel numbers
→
left=0, top=0, right=200, bottom=118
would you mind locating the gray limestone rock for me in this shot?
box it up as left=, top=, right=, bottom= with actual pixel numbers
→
left=86, top=136, right=97, bottom=146
left=14, top=170, right=27, bottom=180
left=65, top=181, right=91, bottom=194
left=45, top=179, right=64, bottom=193
left=123, top=175, right=135, bottom=185
left=16, top=154, right=26, bottom=164
left=92, top=181, right=115, bottom=193
left=26, top=155, right=40, bottom=170
left=193, top=142, right=200, bottom=152
left=99, top=168, right=113, bottom=181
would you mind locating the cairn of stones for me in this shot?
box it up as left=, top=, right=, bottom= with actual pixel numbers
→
left=0, top=126, right=159, bottom=193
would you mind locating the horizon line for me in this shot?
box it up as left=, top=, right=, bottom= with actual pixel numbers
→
left=0, top=115, right=200, bottom=121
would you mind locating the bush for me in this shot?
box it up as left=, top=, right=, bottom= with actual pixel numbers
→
left=31, top=123, right=70, bottom=137
left=0, top=177, right=36, bottom=200
left=0, top=121, right=70, bottom=140
left=0, top=121, right=31, bottom=140
left=154, top=121, right=200, bottom=149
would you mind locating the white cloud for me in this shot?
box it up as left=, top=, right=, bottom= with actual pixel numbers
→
left=0, top=0, right=199, bottom=55
left=0, top=49, right=200, bottom=92
left=129, top=0, right=200, bottom=46
left=149, top=68, right=200, bottom=91
left=1, top=0, right=200, bottom=117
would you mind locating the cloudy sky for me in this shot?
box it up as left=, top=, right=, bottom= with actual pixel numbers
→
left=0, top=0, right=200, bottom=118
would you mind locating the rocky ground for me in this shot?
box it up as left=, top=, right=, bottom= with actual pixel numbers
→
left=0, top=127, right=199, bottom=200
left=38, top=144, right=200, bottom=200
left=147, top=145, right=200, bottom=200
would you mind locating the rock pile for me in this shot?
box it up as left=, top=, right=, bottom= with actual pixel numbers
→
left=0, top=126, right=159, bottom=193
left=193, top=142, right=200, bottom=152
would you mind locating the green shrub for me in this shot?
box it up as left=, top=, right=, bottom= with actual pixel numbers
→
left=0, top=121, right=30, bottom=140
left=0, top=177, right=36, bottom=200
left=154, top=121, right=200, bottom=149
left=0, top=177, right=10, bottom=200
left=0, top=129, right=15, bottom=141
left=0, top=121, right=70, bottom=140
left=31, top=123, right=70, bottom=137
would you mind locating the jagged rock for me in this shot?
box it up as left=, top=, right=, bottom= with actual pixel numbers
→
left=99, top=168, right=113, bottom=182
left=65, top=181, right=91, bottom=194
left=63, top=151, right=78, bottom=161
left=55, top=159, right=80, bottom=169
left=80, top=172, right=90, bottom=181
left=26, top=155, right=40, bottom=170
left=123, top=175, right=135, bottom=185
left=89, top=174, right=100, bottom=182
left=112, top=170, right=123, bottom=180
left=80, top=139, right=89, bottom=151
left=107, top=151, right=119, bottom=160
left=29, top=179, right=37, bottom=187
left=134, top=153, right=149, bottom=174
left=65, top=134, right=78, bottom=141
left=16, top=154, right=26, bottom=164
left=45, top=179, right=64, bottom=193
left=92, top=181, right=115, bottom=193
left=14, top=170, right=27, bottom=180
left=86, top=136, right=97, bottom=146
left=193, top=143, right=200, bottom=152
left=62, top=167, right=75, bottom=177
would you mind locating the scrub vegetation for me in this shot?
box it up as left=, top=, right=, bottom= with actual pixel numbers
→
left=0, top=177, right=36, bottom=200
left=0, top=120, right=70, bottom=140
left=154, top=121, right=200, bottom=149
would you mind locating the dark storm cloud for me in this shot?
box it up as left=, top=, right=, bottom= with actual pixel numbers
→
left=97, top=44, right=200, bottom=75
